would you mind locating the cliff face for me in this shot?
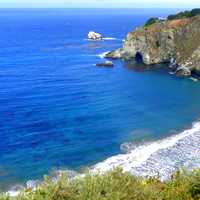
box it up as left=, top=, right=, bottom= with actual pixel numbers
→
left=106, top=15, right=200, bottom=76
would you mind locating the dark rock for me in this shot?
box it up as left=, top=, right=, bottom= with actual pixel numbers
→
left=105, top=49, right=124, bottom=59
left=96, top=61, right=114, bottom=67
left=176, top=66, right=191, bottom=77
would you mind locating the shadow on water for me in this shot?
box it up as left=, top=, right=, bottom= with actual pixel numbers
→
left=123, top=58, right=171, bottom=73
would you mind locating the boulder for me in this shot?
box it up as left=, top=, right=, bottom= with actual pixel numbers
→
left=176, top=66, right=191, bottom=77
left=105, top=48, right=124, bottom=59
left=96, top=61, right=114, bottom=67
left=88, top=31, right=103, bottom=40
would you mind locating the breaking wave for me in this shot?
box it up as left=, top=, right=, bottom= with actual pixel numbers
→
left=84, top=37, right=117, bottom=41
left=7, top=169, right=78, bottom=197
left=103, top=37, right=117, bottom=40
left=98, top=51, right=109, bottom=59
left=93, top=121, right=200, bottom=180
left=7, top=121, right=200, bottom=196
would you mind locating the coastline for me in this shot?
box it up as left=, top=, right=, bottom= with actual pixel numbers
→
left=3, top=8, right=200, bottom=197
left=6, top=119, right=200, bottom=196
left=92, top=120, right=200, bottom=180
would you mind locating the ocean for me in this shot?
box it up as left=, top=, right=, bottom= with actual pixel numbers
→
left=1, top=8, right=200, bottom=191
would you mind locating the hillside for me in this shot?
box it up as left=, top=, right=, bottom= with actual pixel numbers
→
left=106, top=9, right=200, bottom=77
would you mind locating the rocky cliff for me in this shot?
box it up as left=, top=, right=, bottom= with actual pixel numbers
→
left=106, top=14, right=200, bottom=76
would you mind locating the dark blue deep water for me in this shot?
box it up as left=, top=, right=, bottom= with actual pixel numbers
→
left=1, top=8, right=200, bottom=190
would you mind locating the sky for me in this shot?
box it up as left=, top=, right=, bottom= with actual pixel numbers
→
left=0, top=0, right=199, bottom=8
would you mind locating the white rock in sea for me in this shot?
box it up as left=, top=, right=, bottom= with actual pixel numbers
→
left=88, top=31, right=103, bottom=40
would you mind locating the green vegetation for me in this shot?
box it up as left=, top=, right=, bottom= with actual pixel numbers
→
left=168, top=8, right=200, bottom=20
left=144, top=8, right=200, bottom=27
left=2, top=168, right=200, bottom=200
left=144, top=17, right=159, bottom=27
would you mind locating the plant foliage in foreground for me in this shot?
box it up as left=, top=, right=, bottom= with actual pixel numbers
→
left=1, top=168, right=200, bottom=200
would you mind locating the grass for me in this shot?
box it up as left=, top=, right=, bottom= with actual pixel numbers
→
left=1, top=168, right=200, bottom=200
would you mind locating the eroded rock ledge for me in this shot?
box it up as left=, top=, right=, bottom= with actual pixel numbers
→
left=106, top=13, right=200, bottom=77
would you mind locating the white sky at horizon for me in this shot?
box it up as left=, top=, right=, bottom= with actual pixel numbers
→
left=0, top=0, right=199, bottom=8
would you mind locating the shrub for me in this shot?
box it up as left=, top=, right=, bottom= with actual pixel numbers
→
left=167, top=8, right=200, bottom=20
left=2, top=168, right=200, bottom=200
left=144, top=17, right=159, bottom=27
left=144, top=9, right=200, bottom=29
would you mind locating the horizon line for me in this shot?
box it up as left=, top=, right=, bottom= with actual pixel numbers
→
left=0, top=7, right=194, bottom=9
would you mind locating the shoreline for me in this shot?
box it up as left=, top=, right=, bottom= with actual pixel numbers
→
left=92, top=120, right=200, bottom=180
left=6, top=119, right=200, bottom=196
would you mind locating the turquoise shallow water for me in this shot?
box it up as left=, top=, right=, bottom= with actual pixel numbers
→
left=1, top=8, right=200, bottom=191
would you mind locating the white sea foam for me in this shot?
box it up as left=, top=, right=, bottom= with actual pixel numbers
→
left=84, top=37, right=117, bottom=41
left=7, top=190, right=20, bottom=197
left=93, top=121, right=200, bottom=180
left=103, top=37, right=117, bottom=40
left=98, top=51, right=110, bottom=59
left=6, top=169, right=79, bottom=197
left=84, top=38, right=98, bottom=41
left=190, top=77, right=199, bottom=82
left=6, top=185, right=25, bottom=197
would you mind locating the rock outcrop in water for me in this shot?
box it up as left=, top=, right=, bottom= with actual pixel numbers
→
left=88, top=31, right=103, bottom=40
left=96, top=61, right=114, bottom=67
left=106, top=11, right=200, bottom=77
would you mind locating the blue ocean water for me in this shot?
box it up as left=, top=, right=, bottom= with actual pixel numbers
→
left=1, top=8, right=200, bottom=191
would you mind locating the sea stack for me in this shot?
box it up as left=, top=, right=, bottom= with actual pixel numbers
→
left=88, top=31, right=103, bottom=40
